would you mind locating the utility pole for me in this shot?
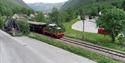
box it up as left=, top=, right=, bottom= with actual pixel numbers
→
left=81, top=15, right=85, bottom=40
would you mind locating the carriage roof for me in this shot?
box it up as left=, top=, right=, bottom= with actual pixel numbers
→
left=48, top=24, right=56, bottom=27
left=28, top=21, right=46, bottom=25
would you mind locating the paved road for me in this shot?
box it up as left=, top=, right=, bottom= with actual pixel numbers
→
left=72, top=18, right=98, bottom=33
left=0, top=30, right=96, bottom=63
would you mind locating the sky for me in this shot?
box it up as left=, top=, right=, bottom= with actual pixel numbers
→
left=23, top=0, right=68, bottom=3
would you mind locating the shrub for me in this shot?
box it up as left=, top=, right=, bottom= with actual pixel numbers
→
left=0, top=16, right=4, bottom=29
left=98, top=58, right=112, bottom=63
left=16, top=19, right=30, bottom=35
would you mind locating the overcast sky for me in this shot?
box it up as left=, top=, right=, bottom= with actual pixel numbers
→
left=23, top=0, right=68, bottom=3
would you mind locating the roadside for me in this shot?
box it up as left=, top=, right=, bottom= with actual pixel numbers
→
left=0, top=30, right=96, bottom=63
left=15, top=36, right=97, bottom=63
left=28, top=32, right=120, bottom=63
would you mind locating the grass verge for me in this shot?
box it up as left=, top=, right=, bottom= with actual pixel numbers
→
left=63, top=19, right=125, bottom=52
left=28, top=32, right=120, bottom=63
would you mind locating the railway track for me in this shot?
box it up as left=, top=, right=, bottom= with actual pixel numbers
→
left=60, top=37, right=125, bottom=62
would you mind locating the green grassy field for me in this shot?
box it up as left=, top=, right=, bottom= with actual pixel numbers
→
left=63, top=19, right=125, bottom=52
left=28, top=32, right=120, bottom=63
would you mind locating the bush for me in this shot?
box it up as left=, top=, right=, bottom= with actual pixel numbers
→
left=98, top=58, right=112, bottom=63
left=16, top=19, right=30, bottom=35
left=0, top=16, right=4, bottom=29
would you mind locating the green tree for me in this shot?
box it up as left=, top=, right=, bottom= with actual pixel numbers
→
left=64, top=8, right=77, bottom=22
left=48, top=8, right=65, bottom=31
left=20, top=8, right=33, bottom=16
left=49, top=8, right=62, bottom=25
left=121, top=0, right=125, bottom=10
left=96, top=8, right=125, bottom=42
left=34, top=12, right=46, bottom=22
left=17, top=19, right=30, bottom=35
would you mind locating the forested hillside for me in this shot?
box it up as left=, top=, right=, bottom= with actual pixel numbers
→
left=63, top=0, right=124, bottom=9
left=28, top=2, right=65, bottom=12
left=62, top=0, right=94, bottom=9
left=0, top=0, right=29, bottom=16
left=62, top=0, right=125, bottom=16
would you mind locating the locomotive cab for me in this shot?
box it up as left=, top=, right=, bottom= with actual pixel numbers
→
left=43, top=23, right=64, bottom=38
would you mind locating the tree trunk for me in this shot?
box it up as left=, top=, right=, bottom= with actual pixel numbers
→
left=111, top=33, right=115, bottom=42
left=111, top=35, right=115, bottom=42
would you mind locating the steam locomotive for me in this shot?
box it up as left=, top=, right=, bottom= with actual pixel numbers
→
left=28, top=21, right=64, bottom=39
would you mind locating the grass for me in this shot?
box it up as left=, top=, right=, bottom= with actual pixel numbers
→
left=63, top=19, right=125, bottom=52
left=28, top=32, right=120, bottom=63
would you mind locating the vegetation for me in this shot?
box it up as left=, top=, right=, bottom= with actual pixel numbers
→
left=96, top=8, right=125, bottom=42
left=0, top=16, right=3, bottom=29
left=49, top=8, right=63, bottom=24
left=63, top=19, right=125, bottom=52
left=48, top=8, right=65, bottom=30
left=62, top=8, right=78, bottom=22
left=20, top=8, right=33, bottom=16
left=28, top=32, right=120, bottom=63
left=34, top=12, right=46, bottom=22
left=63, top=0, right=124, bottom=9
left=62, top=0, right=125, bottom=17
left=0, top=0, right=32, bottom=16
left=58, top=0, right=125, bottom=52
left=16, top=19, right=30, bottom=35
left=0, top=0, right=33, bottom=34
left=121, top=0, right=125, bottom=10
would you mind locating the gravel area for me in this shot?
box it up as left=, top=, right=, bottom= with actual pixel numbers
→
left=72, top=18, right=98, bottom=33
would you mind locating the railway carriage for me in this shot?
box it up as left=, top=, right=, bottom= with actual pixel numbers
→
left=28, top=21, right=46, bottom=33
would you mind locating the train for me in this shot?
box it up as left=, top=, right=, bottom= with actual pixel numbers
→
left=28, top=21, right=64, bottom=39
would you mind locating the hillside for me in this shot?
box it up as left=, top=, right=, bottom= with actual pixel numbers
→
left=28, top=2, right=65, bottom=12
left=62, top=0, right=124, bottom=10
left=0, top=0, right=28, bottom=15
left=62, top=0, right=94, bottom=9
left=15, top=0, right=28, bottom=7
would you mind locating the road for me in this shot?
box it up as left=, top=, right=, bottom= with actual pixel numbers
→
left=0, top=30, right=96, bottom=63
left=72, top=18, right=98, bottom=33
